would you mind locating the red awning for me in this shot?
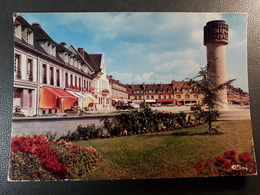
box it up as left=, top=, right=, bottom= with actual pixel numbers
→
left=40, top=87, right=78, bottom=110
left=156, top=99, right=175, bottom=102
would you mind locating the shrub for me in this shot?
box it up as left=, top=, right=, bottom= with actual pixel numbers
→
left=50, top=140, right=102, bottom=179
left=58, top=124, right=102, bottom=141
left=9, top=134, right=102, bottom=180
left=9, top=151, right=56, bottom=180
left=10, top=134, right=68, bottom=179
left=103, top=118, right=124, bottom=137
left=196, top=150, right=257, bottom=177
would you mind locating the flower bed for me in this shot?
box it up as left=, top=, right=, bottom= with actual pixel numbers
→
left=196, top=150, right=257, bottom=177
left=9, top=134, right=101, bottom=180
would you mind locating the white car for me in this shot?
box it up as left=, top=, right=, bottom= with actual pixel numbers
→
left=129, top=103, right=140, bottom=109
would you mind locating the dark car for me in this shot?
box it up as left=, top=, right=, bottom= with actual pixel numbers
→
left=115, top=103, right=134, bottom=110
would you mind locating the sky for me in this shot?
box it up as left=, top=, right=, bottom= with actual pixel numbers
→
left=20, top=12, right=248, bottom=91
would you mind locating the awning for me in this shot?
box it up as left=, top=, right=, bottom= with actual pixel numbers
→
left=84, top=94, right=98, bottom=103
left=83, top=93, right=98, bottom=108
left=131, top=100, right=144, bottom=103
left=156, top=99, right=175, bottom=102
left=68, top=91, right=89, bottom=101
left=39, top=86, right=78, bottom=110
left=145, top=99, right=156, bottom=103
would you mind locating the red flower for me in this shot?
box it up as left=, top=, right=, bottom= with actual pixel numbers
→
left=225, top=162, right=232, bottom=169
left=214, top=157, right=226, bottom=164
left=239, top=152, right=252, bottom=163
left=10, top=134, right=69, bottom=179
left=205, top=161, right=211, bottom=166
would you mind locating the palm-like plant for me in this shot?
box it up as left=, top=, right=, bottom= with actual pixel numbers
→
left=188, top=59, right=235, bottom=134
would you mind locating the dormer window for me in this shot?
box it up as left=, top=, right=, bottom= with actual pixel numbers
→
left=14, top=23, right=22, bottom=39
left=22, top=26, right=34, bottom=45
left=48, top=42, right=56, bottom=57
left=69, top=56, right=74, bottom=66
left=64, top=53, right=69, bottom=63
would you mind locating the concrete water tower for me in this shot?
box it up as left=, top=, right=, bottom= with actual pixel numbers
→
left=204, top=20, right=229, bottom=110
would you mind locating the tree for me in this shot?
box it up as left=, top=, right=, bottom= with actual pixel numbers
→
left=188, top=59, right=235, bottom=134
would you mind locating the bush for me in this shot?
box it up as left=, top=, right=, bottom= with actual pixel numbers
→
left=118, top=108, right=202, bottom=134
left=9, top=151, right=56, bottom=180
left=50, top=141, right=102, bottom=179
left=9, top=134, right=101, bottom=180
left=103, top=118, right=124, bottom=137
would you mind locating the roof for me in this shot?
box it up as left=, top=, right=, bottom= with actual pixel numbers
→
left=83, top=52, right=101, bottom=73
left=15, top=16, right=34, bottom=31
left=124, top=81, right=191, bottom=93
left=31, top=22, right=57, bottom=45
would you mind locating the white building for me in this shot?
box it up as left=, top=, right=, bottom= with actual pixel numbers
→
left=13, top=15, right=112, bottom=116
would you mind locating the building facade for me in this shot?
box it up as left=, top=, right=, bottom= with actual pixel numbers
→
left=13, top=15, right=111, bottom=116
left=108, top=76, right=129, bottom=106
left=124, top=80, right=204, bottom=106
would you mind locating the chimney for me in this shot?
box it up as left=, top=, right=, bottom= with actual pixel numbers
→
left=32, top=22, right=41, bottom=27
left=78, top=48, right=84, bottom=58
left=60, top=42, right=67, bottom=48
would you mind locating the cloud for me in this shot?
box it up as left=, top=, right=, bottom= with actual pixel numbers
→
left=20, top=13, right=248, bottom=91
left=109, top=71, right=134, bottom=83
left=135, top=72, right=154, bottom=83
left=155, top=59, right=201, bottom=78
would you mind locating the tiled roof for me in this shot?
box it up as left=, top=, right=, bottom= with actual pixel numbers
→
left=124, top=81, right=191, bottom=93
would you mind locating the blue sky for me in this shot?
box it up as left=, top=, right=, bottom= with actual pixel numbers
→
left=20, top=12, right=248, bottom=91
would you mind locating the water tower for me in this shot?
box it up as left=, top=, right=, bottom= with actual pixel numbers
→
left=204, top=20, right=229, bottom=110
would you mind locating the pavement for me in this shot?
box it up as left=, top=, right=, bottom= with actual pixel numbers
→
left=85, top=105, right=251, bottom=121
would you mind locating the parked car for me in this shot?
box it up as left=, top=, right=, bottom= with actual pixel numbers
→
left=129, top=103, right=140, bottom=109
left=115, top=103, right=134, bottom=110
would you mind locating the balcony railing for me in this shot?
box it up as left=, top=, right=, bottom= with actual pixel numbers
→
left=57, top=79, right=60, bottom=87
left=28, top=72, right=33, bottom=81
left=50, top=77, right=54, bottom=85
left=42, top=76, right=47, bottom=84
left=102, top=89, right=109, bottom=94
left=15, top=69, right=22, bottom=79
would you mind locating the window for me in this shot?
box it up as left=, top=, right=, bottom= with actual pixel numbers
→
left=75, top=76, right=77, bottom=87
left=14, top=54, right=21, bottom=79
left=176, top=95, right=181, bottom=99
left=185, top=94, right=190, bottom=98
left=27, top=58, right=33, bottom=81
left=56, top=69, right=60, bottom=87
left=79, top=78, right=81, bottom=89
left=23, top=27, right=34, bottom=45
left=70, top=75, right=73, bottom=85
left=65, top=73, right=68, bottom=86
left=194, top=94, right=198, bottom=98
left=28, top=89, right=33, bottom=108
left=50, top=67, right=54, bottom=85
left=42, top=64, right=47, bottom=84
left=14, top=24, right=22, bottom=38
left=13, top=88, right=23, bottom=107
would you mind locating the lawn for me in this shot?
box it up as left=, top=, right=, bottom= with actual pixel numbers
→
left=73, top=120, right=255, bottom=180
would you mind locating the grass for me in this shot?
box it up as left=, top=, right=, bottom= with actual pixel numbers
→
left=73, top=120, right=255, bottom=180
